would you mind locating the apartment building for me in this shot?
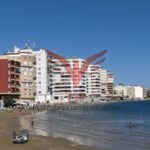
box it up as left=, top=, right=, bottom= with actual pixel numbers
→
left=134, top=86, right=144, bottom=99
left=87, top=64, right=101, bottom=97
left=114, top=85, right=144, bottom=100
left=67, top=58, right=87, bottom=101
left=114, top=84, right=127, bottom=98
left=126, top=86, right=135, bottom=99
left=0, top=56, right=20, bottom=100
left=7, top=47, right=36, bottom=102
left=100, top=68, right=114, bottom=98
left=49, top=58, right=87, bottom=103
left=107, top=72, right=114, bottom=96
left=46, top=54, right=114, bottom=103
left=33, top=49, right=51, bottom=103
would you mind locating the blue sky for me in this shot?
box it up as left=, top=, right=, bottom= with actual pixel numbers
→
left=0, top=0, right=150, bottom=87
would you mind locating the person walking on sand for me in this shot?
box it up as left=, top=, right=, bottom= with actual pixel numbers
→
left=31, top=117, right=34, bottom=126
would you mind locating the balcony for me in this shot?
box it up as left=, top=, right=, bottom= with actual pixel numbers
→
left=10, top=81, right=20, bottom=87
left=9, top=87, right=20, bottom=94
left=16, top=68, right=20, bottom=73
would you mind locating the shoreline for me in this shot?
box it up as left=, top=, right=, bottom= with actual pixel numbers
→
left=0, top=110, right=98, bottom=150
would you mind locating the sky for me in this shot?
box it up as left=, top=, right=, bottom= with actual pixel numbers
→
left=0, top=0, right=150, bottom=87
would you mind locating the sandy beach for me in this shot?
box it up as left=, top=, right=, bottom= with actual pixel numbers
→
left=0, top=110, right=98, bottom=150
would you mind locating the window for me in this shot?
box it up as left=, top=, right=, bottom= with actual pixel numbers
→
left=23, top=61, right=27, bottom=65
left=33, top=77, right=36, bottom=80
left=54, top=96, right=58, bottom=100
left=29, top=62, right=32, bottom=65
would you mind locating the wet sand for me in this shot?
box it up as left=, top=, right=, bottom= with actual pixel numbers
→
left=0, top=110, right=98, bottom=150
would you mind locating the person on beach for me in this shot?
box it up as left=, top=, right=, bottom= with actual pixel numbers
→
left=31, top=117, right=34, bottom=126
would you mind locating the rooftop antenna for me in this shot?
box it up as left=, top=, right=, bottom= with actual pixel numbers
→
left=24, top=42, right=28, bottom=49
left=24, top=39, right=31, bottom=49
left=32, top=41, right=36, bottom=49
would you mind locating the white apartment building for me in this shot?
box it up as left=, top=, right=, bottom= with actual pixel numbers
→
left=114, top=85, right=144, bottom=100
left=51, top=58, right=87, bottom=103
left=33, top=49, right=51, bottom=103
left=100, top=68, right=114, bottom=98
left=127, top=86, right=136, bottom=99
left=134, top=86, right=144, bottom=99
left=87, top=64, right=101, bottom=97
left=114, top=84, right=128, bottom=97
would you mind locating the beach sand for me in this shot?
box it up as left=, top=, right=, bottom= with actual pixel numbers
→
left=0, top=110, right=98, bottom=150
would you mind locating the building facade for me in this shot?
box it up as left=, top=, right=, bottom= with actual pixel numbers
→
left=50, top=58, right=87, bottom=103
left=33, top=49, right=51, bottom=103
left=114, top=84, right=127, bottom=98
left=100, top=68, right=114, bottom=98
left=7, top=47, right=36, bottom=102
left=0, top=57, right=20, bottom=99
left=114, top=85, right=144, bottom=100
left=134, top=86, right=144, bottom=99
left=87, top=64, right=101, bottom=97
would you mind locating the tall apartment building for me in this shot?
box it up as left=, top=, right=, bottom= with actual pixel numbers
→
left=7, top=47, right=36, bottom=102
left=0, top=56, right=20, bottom=100
left=33, top=49, right=51, bottom=103
left=87, top=64, right=101, bottom=97
left=50, top=58, right=87, bottom=103
left=100, top=68, right=114, bottom=98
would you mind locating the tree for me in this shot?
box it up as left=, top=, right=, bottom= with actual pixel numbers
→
left=3, top=96, right=16, bottom=108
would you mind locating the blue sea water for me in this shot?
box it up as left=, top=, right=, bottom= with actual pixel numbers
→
left=34, top=100, right=150, bottom=150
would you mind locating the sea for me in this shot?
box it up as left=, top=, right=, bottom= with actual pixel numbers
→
left=33, top=100, right=150, bottom=150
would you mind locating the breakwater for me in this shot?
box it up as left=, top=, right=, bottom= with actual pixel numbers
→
left=32, top=102, right=120, bottom=111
